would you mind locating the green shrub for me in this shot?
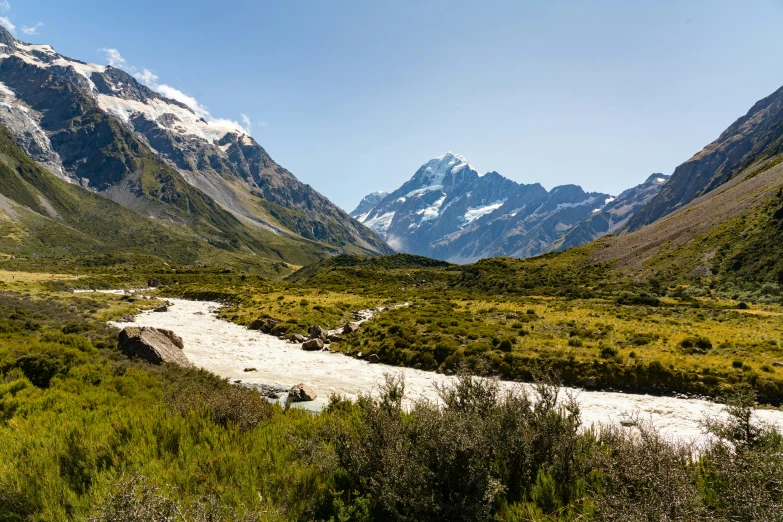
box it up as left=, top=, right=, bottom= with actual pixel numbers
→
left=599, top=346, right=619, bottom=359
left=679, top=336, right=712, bottom=353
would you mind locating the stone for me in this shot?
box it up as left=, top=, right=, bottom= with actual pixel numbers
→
left=367, top=354, right=380, bottom=364
left=444, top=368, right=454, bottom=376
left=153, top=305, right=168, bottom=313
left=148, top=278, right=161, bottom=288
left=773, top=362, right=783, bottom=368
left=413, top=363, right=422, bottom=370
left=327, top=334, right=341, bottom=343
left=302, top=338, right=324, bottom=351
left=119, top=314, right=136, bottom=323
left=291, top=334, right=308, bottom=343
left=248, top=318, right=265, bottom=330
left=67, top=305, right=78, bottom=313
left=243, top=367, right=257, bottom=372
left=287, top=383, right=317, bottom=403
left=309, top=325, right=328, bottom=341
left=342, top=323, right=360, bottom=334
left=117, top=327, right=191, bottom=367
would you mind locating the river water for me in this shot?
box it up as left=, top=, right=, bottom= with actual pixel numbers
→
left=106, top=295, right=783, bottom=445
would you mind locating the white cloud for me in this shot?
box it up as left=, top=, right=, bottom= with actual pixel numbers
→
left=131, top=65, right=250, bottom=135
left=21, top=22, right=43, bottom=35
left=256, top=120, right=268, bottom=128
left=0, top=16, right=15, bottom=33
left=241, top=113, right=251, bottom=130
left=134, top=68, right=158, bottom=85
left=99, top=48, right=127, bottom=68
left=0, top=1, right=10, bottom=13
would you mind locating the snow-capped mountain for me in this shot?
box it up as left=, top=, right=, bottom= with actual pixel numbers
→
left=0, top=25, right=390, bottom=257
left=351, top=153, right=669, bottom=262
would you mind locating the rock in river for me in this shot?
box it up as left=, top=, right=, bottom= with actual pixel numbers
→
left=309, top=325, right=328, bottom=341
left=118, top=326, right=191, bottom=367
left=302, top=338, right=324, bottom=351
left=288, top=383, right=317, bottom=402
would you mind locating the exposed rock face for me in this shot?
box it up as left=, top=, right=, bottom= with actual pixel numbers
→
left=352, top=153, right=666, bottom=262
left=627, top=85, right=783, bottom=231
left=287, top=383, right=317, bottom=402
left=554, top=174, right=670, bottom=251
left=302, top=338, right=324, bottom=351
left=117, top=326, right=191, bottom=367
left=368, top=354, right=381, bottom=364
left=0, top=25, right=391, bottom=258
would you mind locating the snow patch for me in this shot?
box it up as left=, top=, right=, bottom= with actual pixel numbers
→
left=463, top=199, right=506, bottom=224
left=363, top=211, right=396, bottom=235
left=555, top=196, right=597, bottom=210
left=96, top=94, right=234, bottom=144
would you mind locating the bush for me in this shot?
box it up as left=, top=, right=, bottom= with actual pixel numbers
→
left=679, top=336, right=712, bottom=354
left=568, top=338, right=583, bottom=347
left=329, top=372, right=588, bottom=521
left=599, top=346, right=618, bottom=359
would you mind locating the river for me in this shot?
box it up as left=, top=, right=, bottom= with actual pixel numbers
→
left=105, top=295, right=783, bottom=445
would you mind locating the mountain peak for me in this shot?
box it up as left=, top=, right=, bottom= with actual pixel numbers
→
left=0, top=24, right=16, bottom=47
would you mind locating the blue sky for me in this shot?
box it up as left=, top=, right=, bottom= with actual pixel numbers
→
left=4, top=1, right=783, bottom=211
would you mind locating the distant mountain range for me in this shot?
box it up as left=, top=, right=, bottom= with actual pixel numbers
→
left=0, top=25, right=391, bottom=267
left=351, top=153, right=668, bottom=262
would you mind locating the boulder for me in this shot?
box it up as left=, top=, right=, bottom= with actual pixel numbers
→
left=119, top=314, right=136, bottom=323
left=118, top=327, right=191, bottom=367
left=773, top=362, right=783, bottom=368
left=288, top=383, right=317, bottom=402
left=243, top=367, right=257, bottom=372
left=302, top=338, right=324, bottom=351
left=153, top=305, right=168, bottom=313
left=67, top=305, right=78, bottom=313
left=291, top=333, right=308, bottom=343
left=328, top=334, right=342, bottom=343
left=248, top=318, right=265, bottom=330
left=367, top=354, right=380, bottom=364
left=309, top=325, right=328, bottom=341
left=342, top=323, right=360, bottom=334
left=248, top=317, right=281, bottom=332
left=148, top=278, right=161, bottom=288
left=413, top=363, right=422, bottom=370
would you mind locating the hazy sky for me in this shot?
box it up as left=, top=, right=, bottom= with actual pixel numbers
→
left=5, top=1, right=783, bottom=211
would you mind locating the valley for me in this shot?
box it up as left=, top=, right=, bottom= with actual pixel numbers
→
left=1, top=5, right=783, bottom=520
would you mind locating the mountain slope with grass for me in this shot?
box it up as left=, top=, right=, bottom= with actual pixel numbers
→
left=0, top=123, right=330, bottom=274
left=627, top=84, right=783, bottom=232
left=0, top=25, right=390, bottom=258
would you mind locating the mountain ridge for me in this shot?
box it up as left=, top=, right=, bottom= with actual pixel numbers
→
left=352, top=153, right=667, bottom=262
left=0, top=25, right=392, bottom=259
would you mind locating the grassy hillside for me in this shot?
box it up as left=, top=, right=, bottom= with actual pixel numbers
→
left=0, top=124, right=341, bottom=274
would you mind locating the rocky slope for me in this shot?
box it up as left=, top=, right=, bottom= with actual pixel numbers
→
left=0, top=121, right=326, bottom=273
left=626, top=84, right=783, bottom=232
left=352, top=153, right=667, bottom=263
left=0, top=26, right=390, bottom=258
